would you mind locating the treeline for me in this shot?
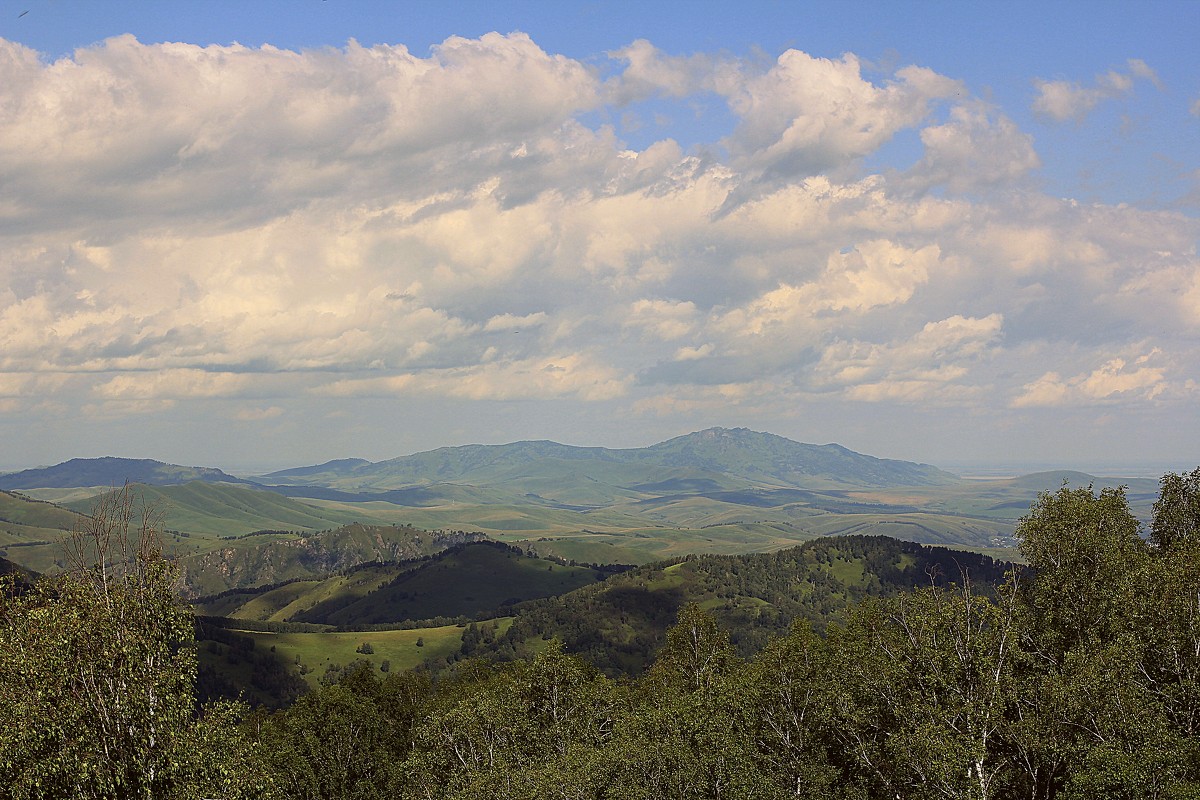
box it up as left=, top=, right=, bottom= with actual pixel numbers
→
left=248, top=470, right=1200, bottom=799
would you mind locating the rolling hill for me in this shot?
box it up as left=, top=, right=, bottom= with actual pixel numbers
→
left=61, top=482, right=392, bottom=538
left=195, top=541, right=613, bottom=626
left=176, top=523, right=486, bottom=597
left=0, top=457, right=255, bottom=490
left=194, top=534, right=1017, bottom=704
left=452, top=534, right=1015, bottom=675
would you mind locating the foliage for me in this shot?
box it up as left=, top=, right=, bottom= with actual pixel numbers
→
left=0, top=485, right=274, bottom=799
left=246, top=470, right=1200, bottom=799
left=12, top=472, right=1200, bottom=799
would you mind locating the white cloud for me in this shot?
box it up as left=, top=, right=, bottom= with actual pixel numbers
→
left=0, top=33, right=1195, bottom=466
left=715, top=240, right=942, bottom=339
left=722, top=52, right=961, bottom=178
left=233, top=406, right=284, bottom=421
left=0, top=33, right=601, bottom=233
left=813, top=314, right=1004, bottom=402
left=1032, top=58, right=1161, bottom=122
left=1011, top=350, right=1172, bottom=408
left=94, top=370, right=253, bottom=400
left=315, top=352, right=630, bottom=402
left=905, top=103, right=1040, bottom=193
left=607, top=39, right=740, bottom=103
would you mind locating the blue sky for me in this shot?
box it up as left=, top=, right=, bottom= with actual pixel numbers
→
left=0, top=1, right=1197, bottom=473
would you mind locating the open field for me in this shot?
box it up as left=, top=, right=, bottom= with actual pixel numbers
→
left=205, top=620, right=506, bottom=692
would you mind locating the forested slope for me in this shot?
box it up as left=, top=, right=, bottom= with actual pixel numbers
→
left=452, top=535, right=1010, bottom=674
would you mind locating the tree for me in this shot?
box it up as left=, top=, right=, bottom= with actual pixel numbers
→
left=0, top=483, right=274, bottom=799
left=827, top=583, right=1022, bottom=800
left=605, top=604, right=774, bottom=800
left=1151, top=467, right=1200, bottom=551
left=1016, top=483, right=1146, bottom=656
left=744, top=622, right=843, bottom=799
left=1011, top=481, right=1190, bottom=799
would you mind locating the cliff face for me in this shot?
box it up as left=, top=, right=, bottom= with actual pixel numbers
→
left=177, top=524, right=485, bottom=597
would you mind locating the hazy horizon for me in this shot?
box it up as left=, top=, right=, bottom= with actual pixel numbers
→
left=1, top=425, right=1194, bottom=482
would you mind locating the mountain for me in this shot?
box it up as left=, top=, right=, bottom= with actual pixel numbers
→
left=260, top=427, right=958, bottom=493
left=260, top=458, right=371, bottom=482
left=0, top=457, right=256, bottom=491
left=639, top=428, right=955, bottom=488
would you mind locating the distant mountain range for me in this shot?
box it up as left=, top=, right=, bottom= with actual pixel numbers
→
left=4, top=431, right=1165, bottom=571
left=258, top=427, right=959, bottom=492
left=0, top=429, right=957, bottom=494
left=0, top=457, right=254, bottom=491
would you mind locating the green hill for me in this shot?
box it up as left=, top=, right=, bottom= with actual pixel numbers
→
left=0, top=492, right=85, bottom=573
left=461, top=534, right=1013, bottom=675
left=192, top=534, right=1008, bottom=705
left=63, top=482, right=393, bottom=538
left=296, top=542, right=608, bottom=626
left=0, top=491, right=81, bottom=543
left=0, top=457, right=255, bottom=490
left=177, top=523, right=486, bottom=597
left=197, top=542, right=613, bottom=627
left=194, top=535, right=1015, bottom=705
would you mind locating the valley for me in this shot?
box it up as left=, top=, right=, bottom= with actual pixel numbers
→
left=0, top=426, right=1168, bottom=704
left=1, top=427, right=1167, bottom=586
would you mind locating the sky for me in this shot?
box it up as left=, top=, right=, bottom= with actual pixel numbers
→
left=0, top=1, right=1198, bottom=474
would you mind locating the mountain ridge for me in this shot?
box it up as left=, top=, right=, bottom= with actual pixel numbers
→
left=259, top=427, right=959, bottom=491
left=0, top=457, right=256, bottom=491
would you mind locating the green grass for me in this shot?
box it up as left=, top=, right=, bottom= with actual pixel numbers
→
left=193, top=543, right=607, bottom=627
left=233, top=621, right=506, bottom=689
left=64, top=483, right=396, bottom=538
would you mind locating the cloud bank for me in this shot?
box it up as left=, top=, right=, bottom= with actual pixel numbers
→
left=0, top=34, right=1196, bottom=465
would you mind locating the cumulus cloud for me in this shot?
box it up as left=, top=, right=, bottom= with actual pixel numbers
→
left=723, top=52, right=961, bottom=179
left=814, top=314, right=1004, bottom=400
left=315, top=352, right=629, bottom=402
left=904, top=103, right=1040, bottom=193
left=607, top=39, right=741, bottom=103
left=714, top=240, right=942, bottom=339
left=0, top=33, right=600, bottom=234
left=1011, top=350, right=1172, bottom=408
left=1032, top=58, right=1161, bottom=122
left=0, top=32, right=1195, bottom=465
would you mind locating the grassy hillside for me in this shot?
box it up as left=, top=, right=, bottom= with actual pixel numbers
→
left=0, top=491, right=80, bottom=544
left=196, top=620, right=478, bottom=704
left=196, top=535, right=1012, bottom=703
left=64, top=482, right=390, bottom=539
left=0, top=492, right=86, bottom=573
left=295, top=543, right=607, bottom=626
left=195, top=542, right=611, bottom=627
